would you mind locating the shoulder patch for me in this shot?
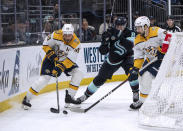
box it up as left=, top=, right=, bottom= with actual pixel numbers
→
left=68, top=33, right=80, bottom=49
left=74, top=39, right=79, bottom=44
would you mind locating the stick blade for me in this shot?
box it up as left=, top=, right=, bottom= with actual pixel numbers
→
left=69, top=107, right=86, bottom=113
left=50, top=107, right=60, bottom=113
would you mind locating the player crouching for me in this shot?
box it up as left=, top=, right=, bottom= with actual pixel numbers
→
left=22, top=24, right=83, bottom=110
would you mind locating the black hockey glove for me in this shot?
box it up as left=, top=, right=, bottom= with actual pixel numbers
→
left=99, top=31, right=111, bottom=55
left=156, top=50, right=165, bottom=60
left=128, top=67, right=139, bottom=81
left=46, top=49, right=59, bottom=62
left=101, top=31, right=111, bottom=45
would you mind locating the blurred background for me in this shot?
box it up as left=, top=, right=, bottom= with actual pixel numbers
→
left=0, top=0, right=182, bottom=47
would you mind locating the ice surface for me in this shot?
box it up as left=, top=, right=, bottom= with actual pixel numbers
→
left=0, top=82, right=171, bottom=131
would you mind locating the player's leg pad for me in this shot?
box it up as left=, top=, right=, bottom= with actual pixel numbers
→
left=22, top=96, right=32, bottom=110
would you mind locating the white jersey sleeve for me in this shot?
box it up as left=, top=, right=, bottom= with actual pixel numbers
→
left=43, top=33, right=64, bottom=50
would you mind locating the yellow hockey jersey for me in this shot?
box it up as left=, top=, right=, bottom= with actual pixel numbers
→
left=42, top=29, right=81, bottom=69
left=133, top=27, right=166, bottom=68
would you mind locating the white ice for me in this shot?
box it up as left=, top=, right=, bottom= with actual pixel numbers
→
left=0, top=81, right=174, bottom=131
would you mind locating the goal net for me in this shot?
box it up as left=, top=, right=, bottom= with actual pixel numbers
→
left=139, top=32, right=183, bottom=129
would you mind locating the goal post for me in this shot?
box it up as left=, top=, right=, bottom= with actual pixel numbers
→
left=139, top=32, right=183, bottom=129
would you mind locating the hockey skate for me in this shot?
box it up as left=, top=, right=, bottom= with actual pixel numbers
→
left=76, top=94, right=89, bottom=103
left=133, top=90, right=139, bottom=102
left=64, top=90, right=81, bottom=108
left=22, top=96, right=32, bottom=110
left=129, top=100, right=143, bottom=110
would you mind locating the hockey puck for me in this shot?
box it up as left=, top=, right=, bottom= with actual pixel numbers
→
left=63, top=110, right=68, bottom=115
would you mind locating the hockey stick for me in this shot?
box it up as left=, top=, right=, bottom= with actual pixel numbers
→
left=109, top=0, right=116, bottom=25
left=70, top=57, right=159, bottom=113
left=139, top=57, right=158, bottom=73
left=70, top=79, right=128, bottom=113
left=50, top=76, right=60, bottom=113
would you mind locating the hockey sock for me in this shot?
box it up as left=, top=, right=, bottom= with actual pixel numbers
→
left=85, top=81, right=100, bottom=97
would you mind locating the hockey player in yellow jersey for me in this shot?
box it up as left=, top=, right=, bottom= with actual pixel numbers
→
left=22, top=24, right=83, bottom=110
left=128, top=16, right=172, bottom=110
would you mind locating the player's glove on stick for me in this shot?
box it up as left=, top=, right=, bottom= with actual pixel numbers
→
left=99, top=31, right=111, bottom=55
left=128, top=67, right=139, bottom=81
left=52, top=62, right=65, bottom=77
left=156, top=50, right=165, bottom=60
left=101, top=31, right=111, bottom=45
left=46, top=49, right=59, bottom=62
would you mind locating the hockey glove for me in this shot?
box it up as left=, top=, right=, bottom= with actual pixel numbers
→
left=52, top=62, right=65, bottom=77
left=156, top=50, right=165, bottom=60
left=128, top=67, right=139, bottom=81
left=101, top=31, right=111, bottom=45
left=46, top=49, right=59, bottom=62
left=99, top=31, right=111, bottom=55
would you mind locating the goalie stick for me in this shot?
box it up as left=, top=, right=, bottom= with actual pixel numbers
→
left=50, top=76, right=60, bottom=113
left=70, top=57, right=158, bottom=113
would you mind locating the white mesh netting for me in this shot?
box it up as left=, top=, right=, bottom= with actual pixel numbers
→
left=139, top=32, right=183, bottom=129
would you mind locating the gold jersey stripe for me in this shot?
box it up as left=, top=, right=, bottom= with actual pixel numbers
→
left=69, top=84, right=79, bottom=90
left=42, top=45, right=52, bottom=54
left=146, top=57, right=150, bottom=62
left=29, top=87, right=39, bottom=96
left=61, top=58, right=75, bottom=69
left=56, top=64, right=65, bottom=72
left=134, top=58, right=144, bottom=69
left=140, top=93, right=148, bottom=98
left=47, top=51, right=55, bottom=59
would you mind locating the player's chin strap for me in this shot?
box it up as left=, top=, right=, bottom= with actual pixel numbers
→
left=70, top=58, right=159, bottom=113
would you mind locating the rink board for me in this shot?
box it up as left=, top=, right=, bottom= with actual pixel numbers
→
left=0, top=42, right=126, bottom=112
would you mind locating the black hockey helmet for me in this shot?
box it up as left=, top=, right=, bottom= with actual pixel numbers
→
left=115, top=17, right=127, bottom=26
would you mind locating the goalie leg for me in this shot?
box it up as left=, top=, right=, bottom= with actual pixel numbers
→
left=22, top=75, right=51, bottom=110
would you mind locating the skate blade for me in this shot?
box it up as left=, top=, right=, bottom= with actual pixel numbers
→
left=128, top=107, right=139, bottom=111
left=22, top=105, right=31, bottom=110
left=64, top=103, right=81, bottom=109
